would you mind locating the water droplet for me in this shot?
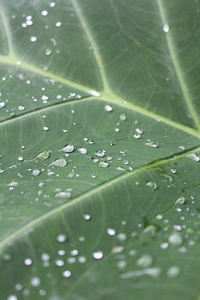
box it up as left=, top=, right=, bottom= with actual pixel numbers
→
left=92, top=250, right=104, bottom=260
left=163, top=24, right=170, bottom=32
left=43, top=126, right=49, bottom=131
left=136, top=255, right=153, bottom=268
left=175, top=196, right=186, bottom=205
left=55, top=259, right=64, bottom=267
left=88, top=90, right=101, bottom=97
left=41, top=10, right=48, bottom=16
left=32, top=169, right=40, bottom=176
left=24, top=258, right=32, bottom=266
left=83, top=213, right=91, bottom=221
left=45, top=48, right=52, bottom=56
left=78, top=147, right=87, bottom=154
left=0, top=101, right=5, bottom=108
left=107, top=228, right=116, bottom=236
left=167, top=266, right=181, bottom=278
left=55, top=191, right=71, bottom=198
left=146, top=181, right=157, bottom=191
left=62, top=270, right=72, bottom=278
left=18, top=156, right=24, bottom=161
left=143, top=225, right=157, bottom=236
left=7, top=296, right=18, bottom=300
left=120, top=113, right=127, bottom=121
left=168, top=232, right=183, bottom=246
left=55, top=21, right=62, bottom=27
left=36, top=151, right=50, bottom=160
left=99, top=161, right=109, bottom=168
left=95, top=150, right=106, bottom=157
left=121, top=267, right=160, bottom=279
left=104, top=105, right=113, bottom=112
left=186, top=153, right=200, bottom=162
left=57, top=234, right=67, bottom=243
left=61, top=144, right=75, bottom=153
left=50, top=158, right=67, bottom=167
left=31, top=277, right=41, bottom=287
left=145, top=140, right=159, bottom=148
left=30, top=36, right=37, bottom=42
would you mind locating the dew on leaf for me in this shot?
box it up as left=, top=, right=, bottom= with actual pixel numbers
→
left=146, top=181, right=157, bottom=191
left=45, top=48, right=52, bottom=56
left=36, top=150, right=50, bottom=160
left=30, top=36, right=37, bottom=42
left=145, top=140, right=159, bottom=148
left=7, top=296, right=18, bottom=300
left=163, top=23, right=170, bottom=32
left=55, top=21, right=62, bottom=27
left=24, top=258, right=32, bottom=266
left=50, top=158, right=67, bottom=167
left=167, top=266, right=181, bottom=278
left=83, top=213, right=91, bottom=221
left=55, top=259, right=64, bottom=267
left=175, top=196, right=186, bottom=205
left=61, top=144, right=75, bottom=153
left=62, top=270, right=72, bottom=278
left=99, top=161, right=109, bottom=168
left=32, top=169, right=40, bottom=176
left=0, top=101, right=6, bottom=108
left=168, top=232, right=183, bottom=246
left=55, top=191, right=71, bottom=198
left=121, top=267, right=160, bottom=279
left=186, top=153, right=200, bottom=162
left=78, top=147, right=87, bottom=154
left=43, top=126, right=49, bottom=131
left=107, top=228, right=116, bottom=236
left=92, top=250, right=104, bottom=260
left=88, top=90, right=101, bottom=97
left=120, top=113, right=127, bottom=121
left=57, top=234, right=67, bottom=243
left=41, top=10, right=48, bottom=16
left=31, top=277, right=41, bottom=287
left=136, top=255, right=153, bottom=268
left=104, top=104, right=113, bottom=112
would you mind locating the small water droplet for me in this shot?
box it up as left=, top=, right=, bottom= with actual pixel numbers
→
left=104, top=105, right=113, bottom=112
left=92, top=250, right=104, bottom=260
left=78, top=147, right=87, bottom=154
left=50, top=158, right=67, bottom=167
left=61, top=144, right=75, bottom=153
left=0, top=101, right=6, bottom=108
left=30, top=36, right=37, bottom=42
left=24, top=258, right=32, bottom=266
left=32, top=169, right=40, bottom=176
left=120, top=113, right=127, bottom=121
left=168, top=232, right=183, bottom=246
left=7, top=296, right=18, bottom=300
left=136, top=255, right=153, bottom=268
left=107, top=228, right=116, bottom=236
left=167, top=266, right=181, bottom=278
left=45, top=48, right=52, bottom=56
left=41, top=10, right=48, bottom=16
left=175, top=196, right=186, bottom=205
left=83, top=213, right=91, bottom=221
left=31, top=277, right=41, bottom=287
left=99, top=161, right=109, bottom=168
left=62, top=270, right=72, bottom=278
left=36, top=151, right=50, bottom=160
left=145, top=140, right=159, bottom=148
left=186, top=153, right=200, bottom=162
left=163, top=24, right=170, bottom=32
left=55, top=191, right=71, bottom=198
left=55, top=21, right=62, bottom=27
left=57, top=234, right=67, bottom=243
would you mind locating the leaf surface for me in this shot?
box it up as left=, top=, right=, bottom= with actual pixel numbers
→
left=0, top=0, right=200, bottom=299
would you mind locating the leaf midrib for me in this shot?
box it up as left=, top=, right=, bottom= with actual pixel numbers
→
left=1, top=144, right=200, bottom=253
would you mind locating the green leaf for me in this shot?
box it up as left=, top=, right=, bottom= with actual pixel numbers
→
left=0, top=0, right=200, bottom=299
